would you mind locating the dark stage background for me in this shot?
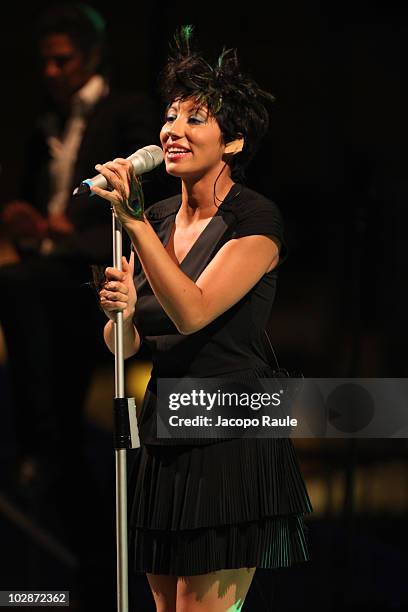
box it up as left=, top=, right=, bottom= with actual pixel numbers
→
left=0, top=1, right=407, bottom=611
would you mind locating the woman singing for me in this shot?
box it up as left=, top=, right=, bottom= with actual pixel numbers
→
left=94, top=27, right=312, bottom=612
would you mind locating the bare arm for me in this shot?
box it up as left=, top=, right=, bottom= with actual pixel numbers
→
left=103, top=318, right=141, bottom=359
left=99, top=253, right=141, bottom=358
left=127, top=220, right=278, bottom=334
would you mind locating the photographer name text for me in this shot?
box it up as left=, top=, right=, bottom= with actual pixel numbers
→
left=168, top=415, right=297, bottom=428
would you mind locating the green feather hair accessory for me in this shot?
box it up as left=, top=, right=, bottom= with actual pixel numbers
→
left=164, top=25, right=275, bottom=116
left=173, top=24, right=194, bottom=54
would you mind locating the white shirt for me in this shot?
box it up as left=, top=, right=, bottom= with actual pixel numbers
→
left=46, top=74, right=109, bottom=217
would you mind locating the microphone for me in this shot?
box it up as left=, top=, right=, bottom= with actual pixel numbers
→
left=72, top=144, right=164, bottom=197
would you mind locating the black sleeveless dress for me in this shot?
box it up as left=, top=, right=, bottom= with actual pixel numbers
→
left=128, top=184, right=313, bottom=575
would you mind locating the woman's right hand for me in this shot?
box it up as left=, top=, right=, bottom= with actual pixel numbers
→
left=99, top=253, right=137, bottom=323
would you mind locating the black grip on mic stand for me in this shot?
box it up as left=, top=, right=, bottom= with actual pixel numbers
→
left=113, top=398, right=140, bottom=450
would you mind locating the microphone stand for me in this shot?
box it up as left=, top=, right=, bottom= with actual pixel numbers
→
left=74, top=170, right=150, bottom=611
left=111, top=208, right=140, bottom=612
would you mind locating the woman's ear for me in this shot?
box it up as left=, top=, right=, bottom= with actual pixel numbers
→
left=224, top=137, right=244, bottom=155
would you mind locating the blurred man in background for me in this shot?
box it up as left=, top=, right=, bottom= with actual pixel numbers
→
left=0, top=4, right=159, bottom=609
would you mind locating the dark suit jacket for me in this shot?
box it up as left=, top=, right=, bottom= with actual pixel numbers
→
left=20, top=89, right=164, bottom=264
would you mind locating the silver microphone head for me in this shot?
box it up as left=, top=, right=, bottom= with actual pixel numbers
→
left=128, top=145, right=164, bottom=175
left=73, top=144, right=164, bottom=196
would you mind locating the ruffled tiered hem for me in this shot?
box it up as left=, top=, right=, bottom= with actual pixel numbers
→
left=131, top=515, right=310, bottom=576
left=128, top=438, right=312, bottom=575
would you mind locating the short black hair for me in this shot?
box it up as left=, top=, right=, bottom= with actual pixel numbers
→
left=35, top=3, right=106, bottom=60
left=160, top=26, right=275, bottom=181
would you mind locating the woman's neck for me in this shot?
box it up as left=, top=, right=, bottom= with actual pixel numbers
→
left=179, top=168, right=235, bottom=223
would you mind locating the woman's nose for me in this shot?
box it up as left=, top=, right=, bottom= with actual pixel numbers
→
left=166, top=116, right=186, bottom=138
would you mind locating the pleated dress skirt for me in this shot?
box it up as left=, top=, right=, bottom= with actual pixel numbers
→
left=128, top=434, right=313, bottom=576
